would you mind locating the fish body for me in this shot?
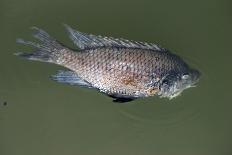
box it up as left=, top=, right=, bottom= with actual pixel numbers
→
left=16, top=25, right=200, bottom=102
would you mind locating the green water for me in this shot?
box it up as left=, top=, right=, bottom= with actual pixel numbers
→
left=1, top=0, right=232, bottom=154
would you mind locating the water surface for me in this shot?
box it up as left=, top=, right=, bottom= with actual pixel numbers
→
left=1, top=0, right=232, bottom=155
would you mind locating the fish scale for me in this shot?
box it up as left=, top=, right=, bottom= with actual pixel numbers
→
left=16, top=25, right=200, bottom=102
left=56, top=47, right=170, bottom=97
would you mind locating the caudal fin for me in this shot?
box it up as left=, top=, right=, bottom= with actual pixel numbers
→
left=16, top=27, right=64, bottom=63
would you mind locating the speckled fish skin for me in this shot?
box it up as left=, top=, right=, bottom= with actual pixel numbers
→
left=16, top=25, right=200, bottom=102
left=55, top=47, right=186, bottom=97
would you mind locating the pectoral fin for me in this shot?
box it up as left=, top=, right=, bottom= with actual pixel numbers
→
left=51, top=70, right=93, bottom=88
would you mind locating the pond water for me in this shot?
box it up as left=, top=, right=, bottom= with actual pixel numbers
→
left=1, top=0, right=232, bottom=155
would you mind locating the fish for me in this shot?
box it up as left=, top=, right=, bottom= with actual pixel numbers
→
left=16, top=25, right=200, bottom=103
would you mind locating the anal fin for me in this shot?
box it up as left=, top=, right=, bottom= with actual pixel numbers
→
left=112, top=98, right=135, bottom=103
left=51, top=70, right=93, bottom=88
left=107, top=94, right=135, bottom=103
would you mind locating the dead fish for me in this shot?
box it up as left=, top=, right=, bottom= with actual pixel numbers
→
left=16, top=25, right=200, bottom=103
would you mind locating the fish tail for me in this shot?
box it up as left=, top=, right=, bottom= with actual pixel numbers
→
left=15, top=27, right=64, bottom=63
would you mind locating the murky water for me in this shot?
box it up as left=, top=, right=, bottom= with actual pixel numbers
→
left=1, top=0, right=232, bottom=155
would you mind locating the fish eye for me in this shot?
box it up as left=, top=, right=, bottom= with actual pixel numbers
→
left=162, top=79, right=169, bottom=85
left=182, top=73, right=189, bottom=80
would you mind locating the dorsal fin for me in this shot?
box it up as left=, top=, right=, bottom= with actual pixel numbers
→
left=64, top=24, right=164, bottom=51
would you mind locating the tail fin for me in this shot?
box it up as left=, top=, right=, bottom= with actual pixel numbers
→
left=16, top=27, right=64, bottom=63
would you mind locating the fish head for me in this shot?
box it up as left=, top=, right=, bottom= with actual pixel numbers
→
left=158, top=68, right=200, bottom=99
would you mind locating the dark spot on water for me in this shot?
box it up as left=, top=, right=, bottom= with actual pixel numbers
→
left=3, top=101, right=7, bottom=106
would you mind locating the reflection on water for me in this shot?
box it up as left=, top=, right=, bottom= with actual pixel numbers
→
left=1, top=0, right=232, bottom=155
left=118, top=104, right=201, bottom=127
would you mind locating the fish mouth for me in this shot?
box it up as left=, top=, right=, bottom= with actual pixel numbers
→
left=159, top=79, right=199, bottom=99
left=157, top=69, right=201, bottom=99
left=168, top=78, right=200, bottom=99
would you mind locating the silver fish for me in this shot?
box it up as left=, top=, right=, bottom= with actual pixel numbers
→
left=16, top=25, right=200, bottom=102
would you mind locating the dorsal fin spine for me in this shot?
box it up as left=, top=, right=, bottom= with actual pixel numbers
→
left=64, top=24, right=163, bottom=51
